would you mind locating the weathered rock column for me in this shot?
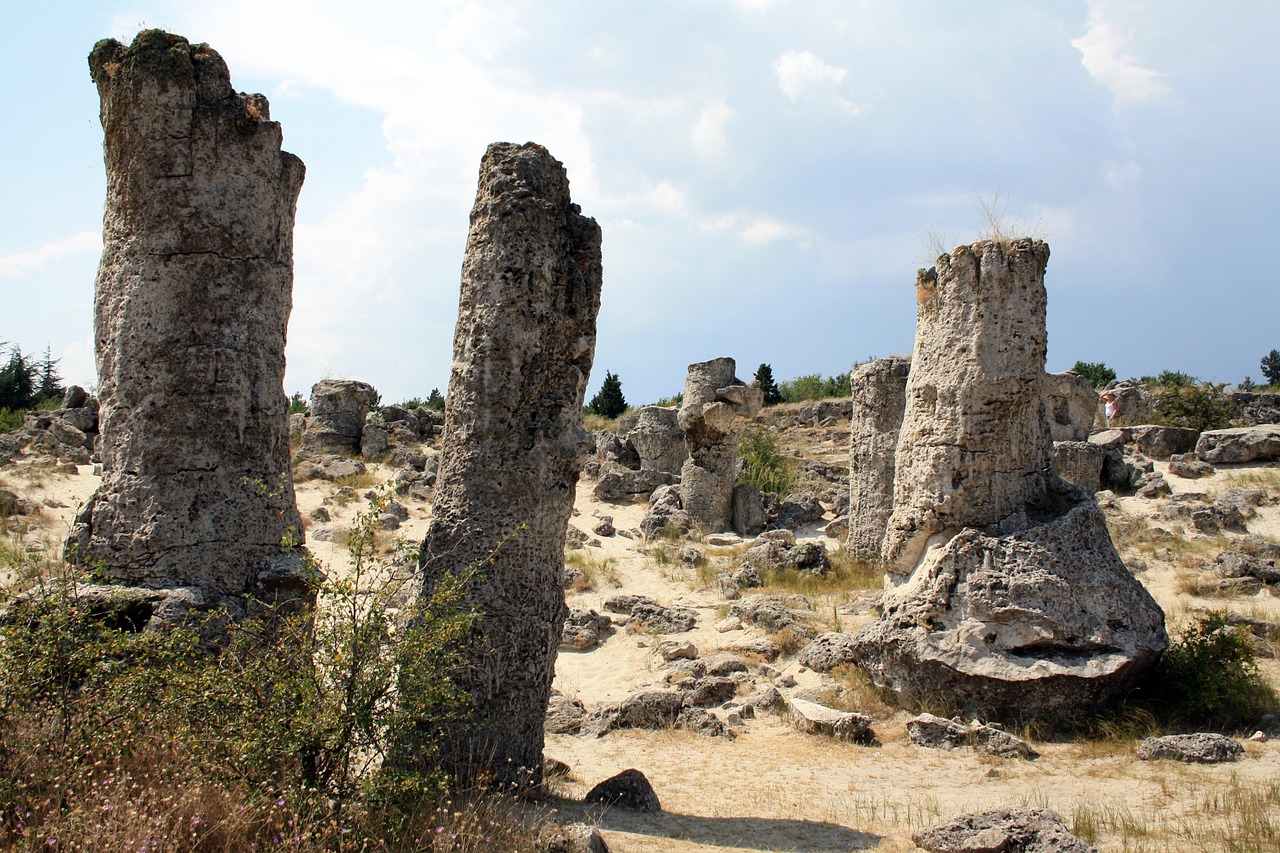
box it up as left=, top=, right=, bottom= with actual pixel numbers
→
left=882, top=240, right=1053, bottom=574
left=677, top=358, right=764, bottom=533
left=67, top=31, right=306, bottom=606
left=847, top=357, right=910, bottom=558
left=414, top=142, right=602, bottom=787
left=299, top=379, right=377, bottom=455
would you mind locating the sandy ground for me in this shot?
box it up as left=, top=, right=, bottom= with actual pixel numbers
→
left=4, top=452, right=1280, bottom=852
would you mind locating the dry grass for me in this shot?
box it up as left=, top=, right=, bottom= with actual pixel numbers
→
left=564, top=550, right=618, bottom=590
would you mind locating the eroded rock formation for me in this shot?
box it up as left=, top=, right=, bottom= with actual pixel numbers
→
left=807, top=239, right=1167, bottom=724
left=412, top=142, right=602, bottom=787
left=676, top=358, right=763, bottom=533
left=847, top=357, right=910, bottom=558
left=299, top=379, right=377, bottom=455
left=1044, top=371, right=1100, bottom=441
left=66, top=30, right=306, bottom=612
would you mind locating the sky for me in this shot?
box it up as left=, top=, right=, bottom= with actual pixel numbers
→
left=1, top=0, right=1278, bottom=406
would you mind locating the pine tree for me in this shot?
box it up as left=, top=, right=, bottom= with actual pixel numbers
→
left=34, top=345, right=64, bottom=405
left=754, top=363, right=783, bottom=406
left=425, top=388, right=445, bottom=411
left=0, top=346, right=36, bottom=411
left=1261, top=350, right=1280, bottom=386
left=588, top=371, right=627, bottom=418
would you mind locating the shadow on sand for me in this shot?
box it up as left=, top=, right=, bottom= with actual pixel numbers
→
left=551, top=798, right=882, bottom=852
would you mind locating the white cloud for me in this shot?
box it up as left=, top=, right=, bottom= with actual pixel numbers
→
left=774, top=49, right=847, bottom=101
left=692, top=99, right=734, bottom=158
left=0, top=231, right=100, bottom=278
left=741, top=218, right=800, bottom=245
left=1072, top=3, right=1171, bottom=104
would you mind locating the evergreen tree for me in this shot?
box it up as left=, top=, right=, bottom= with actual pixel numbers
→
left=588, top=371, right=627, bottom=418
left=34, top=345, right=64, bottom=405
left=1261, top=349, right=1280, bottom=386
left=754, top=363, right=783, bottom=406
left=425, top=388, right=445, bottom=412
left=0, top=345, right=35, bottom=411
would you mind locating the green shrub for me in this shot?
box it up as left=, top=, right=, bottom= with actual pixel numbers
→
left=1072, top=361, right=1116, bottom=388
left=779, top=371, right=851, bottom=403
left=1143, top=611, right=1278, bottom=729
left=0, top=407, right=22, bottom=434
left=1150, top=381, right=1240, bottom=433
left=737, top=426, right=794, bottom=497
left=288, top=390, right=308, bottom=414
left=1140, top=369, right=1197, bottom=388
left=0, top=489, right=490, bottom=847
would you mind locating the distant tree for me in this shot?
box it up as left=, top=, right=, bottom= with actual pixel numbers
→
left=754, top=364, right=783, bottom=406
left=588, top=371, right=627, bottom=419
left=32, top=346, right=64, bottom=406
left=1261, top=350, right=1280, bottom=386
left=1239, top=377, right=1256, bottom=392
left=425, top=388, right=445, bottom=412
left=821, top=371, right=851, bottom=399
left=1141, top=370, right=1196, bottom=388
left=0, top=345, right=36, bottom=411
left=1071, top=360, right=1116, bottom=389
left=1151, top=382, right=1240, bottom=433
left=288, top=391, right=308, bottom=414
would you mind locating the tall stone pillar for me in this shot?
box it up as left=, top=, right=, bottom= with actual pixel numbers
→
left=67, top=31, right=306, bottom=605
left=415, top=142, right=602, bottom=787
left=882, top=239, right=1052, bottom=574
left=847, top=357, right=910, bottom=558
left=677, top=358, right=764, bottom=534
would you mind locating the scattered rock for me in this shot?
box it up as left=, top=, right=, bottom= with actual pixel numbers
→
left=561, top=608, right=613, bottom=651
left=913, top=807, right=1096, bottom=853
left=583, top=768, right=661, bottom=813
left=1195, top=424, right=1280, bottom=465
left=787, top=696, right=872, bottom=740
left=546, top=693, right=587, bottom=735
left=1137, top=733, right=1244, bottom=764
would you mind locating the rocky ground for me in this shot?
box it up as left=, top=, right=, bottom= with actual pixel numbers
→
left=2, top=403, right=1279, bottom=852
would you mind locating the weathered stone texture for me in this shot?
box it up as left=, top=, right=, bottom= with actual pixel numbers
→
left=677, top=358, right=763, bottom=533
left=1044, top=371, right=1100, bottom=441
left=300, top=379, right=376, bottom=455
left=621, top=406, right=687, bottom=473
left=811, top=489, right=1167, bottom=724
left=67, top=30, right=305, bottom=599
left=414, top=142, right=602, bottom=786
left=847, top=356, right=910, bottom=557
left=883, top=240, right=1053, bottom=573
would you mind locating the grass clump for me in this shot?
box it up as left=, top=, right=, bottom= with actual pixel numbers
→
left=737, top=426, right=794, bottom=498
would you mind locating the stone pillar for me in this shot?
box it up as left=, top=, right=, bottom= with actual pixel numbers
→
left=1044, top=371, right=1101, bottom=441
left=882, top=239, right=1052, bottom=573
left=847, top=357, right=910, bottom=558
left=677, top=358, right=764, bottom=533
left=414, top=142, right=602, bottom=787
left=623, top=406, right=686, bottom=474
left=67, top=31, right=306, bottom=604
left=300, top=379, right=377, bottom=455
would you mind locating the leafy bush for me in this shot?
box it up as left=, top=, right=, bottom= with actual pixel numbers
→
left=1140, top=369, right=1197, bottom=388
left=1072, top=360, right=1116, bottom=388
left=778, top=371, right=851, bottom=403
left=737, top=426, right=793, bottom=497
left=1150, top=381, right=1240, bottom=433
left=1143, top=611, right=1278, bottom=729
left=0, top=408, right=22, bottom=434
left=0, top=490, right=504, bottom=848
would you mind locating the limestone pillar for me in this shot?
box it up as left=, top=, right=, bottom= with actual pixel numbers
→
left=882, top=239, right=1052, bottom=573
left=67, top=31, right=306, bottom=603
left=415, top=142, right=602, bottom=787
left=677, top=358, right=763, bottom=534
left=847, top=357, right=910, bottom=558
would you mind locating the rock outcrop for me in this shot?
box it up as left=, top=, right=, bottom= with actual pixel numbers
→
left=620, top=406, right=687, bottom=473
left=411, top=142, right=602, bottom=787
left=675, top=358, right=763, bottom=533
left=299, top=379, right=377, bottom=456
left=66, top=31, right=307, bottom=611
left=847, top=357, right=910, bottom=558
left=823, top=240, right=1167, bottom=724
left=1196, top=424, right=1280, bottom=465
left=913, top=808, right=1096, bottom=853
left=882, top=241, right=1054, bottom=574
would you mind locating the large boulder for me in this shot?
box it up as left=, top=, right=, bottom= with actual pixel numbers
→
left=300, top=379, right=377, bottom=455
left=1052, top=440, right=1105, bottom=494
left=813, top=488, right=1167, bottom=724
left=914, top=808, right=1096, bottom=853
left=1195, top=424, right=1280, bottom=464
left=620, top=405, right=686, bottom=474
left=1127, top=424, right=1198, bottom=460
